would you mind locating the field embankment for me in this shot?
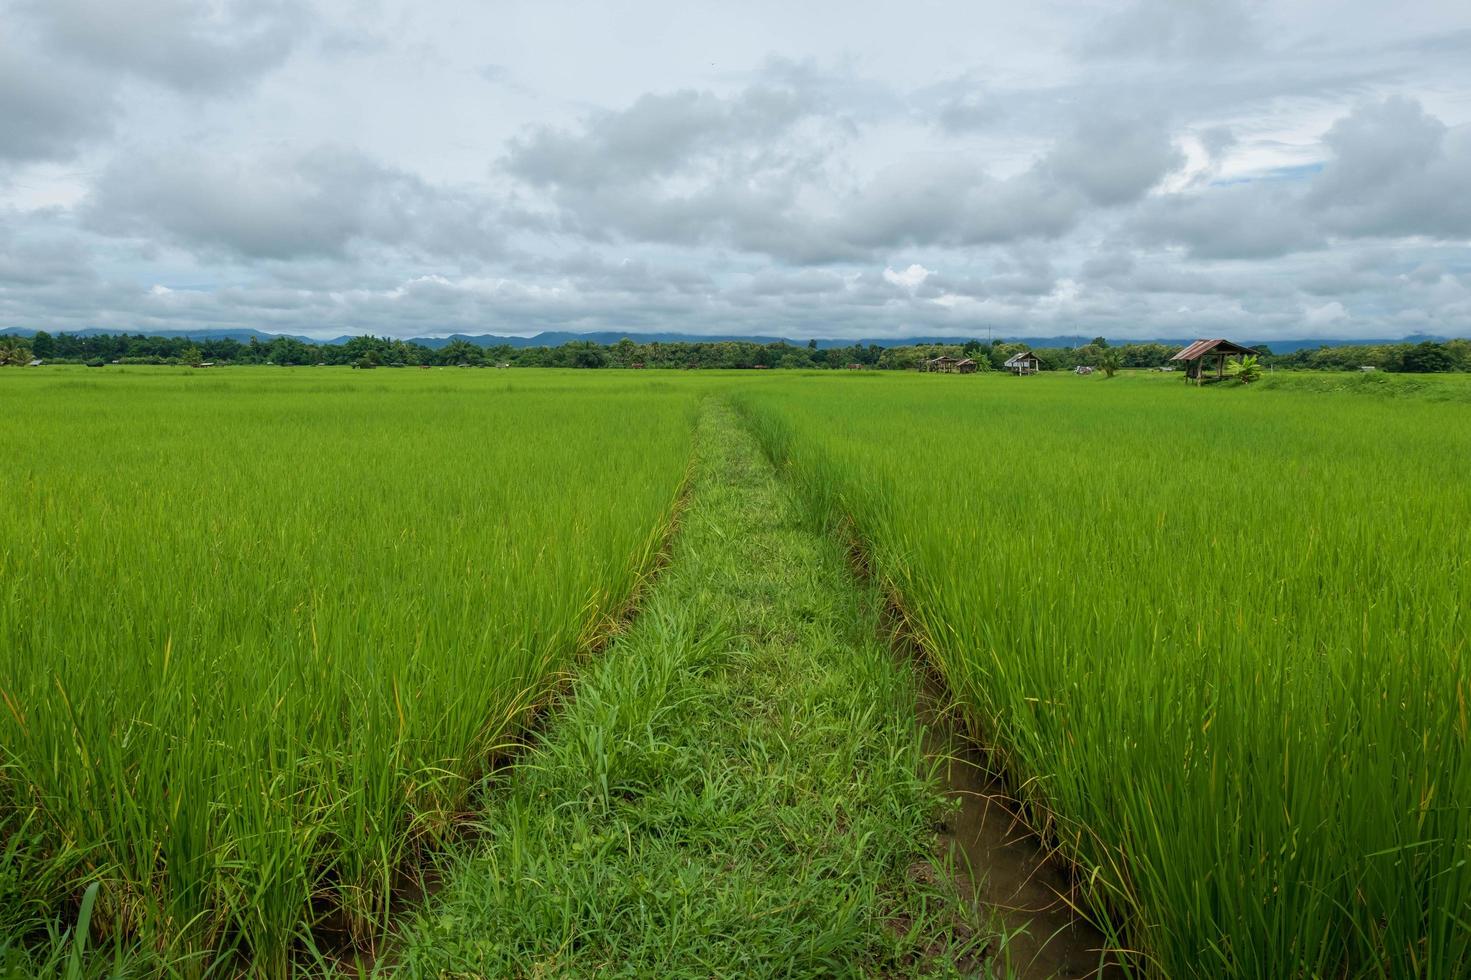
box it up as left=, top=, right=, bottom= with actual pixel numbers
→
left=735, top=373, right=1471, bottom=978
left=0, top=369, right=695, bottom=974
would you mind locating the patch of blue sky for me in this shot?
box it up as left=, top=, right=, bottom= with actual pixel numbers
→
left=1210, top=162, right=1325, bottom=187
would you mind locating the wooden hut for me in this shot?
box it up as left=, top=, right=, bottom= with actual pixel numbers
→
left=1170, top=339, right=1258, bottom=384
left=955, top=358, right=978, bottom=374
left=1004, top=350, right=1039, bottom=375
left=921, top=355, right=960, bottom=374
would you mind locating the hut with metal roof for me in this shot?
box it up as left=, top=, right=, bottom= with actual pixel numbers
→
left=1171, top=339, right=1258, bottom=384
left=955, top=358, right=978, bottom=374
left=1003, top=350, right=1039, bottom=375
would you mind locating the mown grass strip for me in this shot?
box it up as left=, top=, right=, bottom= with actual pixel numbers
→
left=396, top=399, right=993, bottom=977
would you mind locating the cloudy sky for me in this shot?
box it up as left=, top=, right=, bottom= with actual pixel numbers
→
left=3, top=0, right=1470, bottom=341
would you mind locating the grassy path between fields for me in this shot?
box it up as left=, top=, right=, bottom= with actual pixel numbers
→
left=393, top=400, right=995, bottom=977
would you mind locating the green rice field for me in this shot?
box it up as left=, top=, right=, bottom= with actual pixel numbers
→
left=0, top=369, right=695, bottom=973
left=2, top=365, right=1469, bottom=977
left=736, top=372, right=1471, bottom=978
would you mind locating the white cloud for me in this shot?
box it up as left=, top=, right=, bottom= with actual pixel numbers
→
left=1305, top=300, right=1349, bottom=326
left=883, top=264, right=932, bottom=289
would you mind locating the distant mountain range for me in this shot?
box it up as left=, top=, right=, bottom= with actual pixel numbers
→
left=0, top=325, right=1456, bottom=354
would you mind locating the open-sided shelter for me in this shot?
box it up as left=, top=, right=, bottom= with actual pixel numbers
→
left=1171, top=339, right=1258, bottom=384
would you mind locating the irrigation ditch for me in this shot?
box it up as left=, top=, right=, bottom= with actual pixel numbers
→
left=835, top=507, right=1124, bottom=979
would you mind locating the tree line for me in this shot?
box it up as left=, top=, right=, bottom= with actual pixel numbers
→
left=3, top=330, right=1468, bottom=373
left=1263, top=339, right=1471, bottom=373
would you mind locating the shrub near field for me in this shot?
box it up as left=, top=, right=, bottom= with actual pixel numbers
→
left=736, top=373, right=1471, bottom=979
left=0, top=368, right=695, bottom=974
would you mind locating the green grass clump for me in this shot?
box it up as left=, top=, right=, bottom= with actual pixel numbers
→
left=0, top=368, right=695, bottom=973
left=736, top=372, right=1471, bottom=978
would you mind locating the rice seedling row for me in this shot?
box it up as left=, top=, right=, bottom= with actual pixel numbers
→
left=735, top=372, right=1471, bottom=978
left=0, top=368, right=696, bottom=973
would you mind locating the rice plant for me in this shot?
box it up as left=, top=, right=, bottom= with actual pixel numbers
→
left=736, top=372, right=1471, bottom=979
left=0, top=367, right=696, bottom=973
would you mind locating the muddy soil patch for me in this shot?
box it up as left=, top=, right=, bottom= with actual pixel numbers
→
left=914, top=667, right=1122, bottom=979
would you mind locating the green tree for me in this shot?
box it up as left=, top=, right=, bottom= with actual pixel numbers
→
left=1099, top=349, right=1123, bottom=378
left=0, top=336, right=33, bottom=365
left=611, top=337, right=639, bottom=367
left=438, top=339, right=485, bottom=366
left=31, top=331, right=54, bottom=359
left=568, top=342, right=608, bottom=368
left=267, top=336, right=315, bottom=365
left=1446, top=339, right=1471, bottom=371
left=1400, top=341, right=1455, bottom=373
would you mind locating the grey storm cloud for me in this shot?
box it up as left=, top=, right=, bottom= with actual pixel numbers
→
left=21, top=0, right=308, bottom=93
left=1044, top=115, right=1184, bottom=206
left=836, top=160, right=1077, bottom=250
left=0, top=219, right=95, bottom=286
left=505, top=86, right=1183, bottom=262
left=1081, top=0, right=1261, bottom=63
left=1132, top=181, right=1324, bottom=259
left=933, top=88, right=1001, bottom=135
left=501, top=80, right=851, bottom=262
left=829, top=111, right=1181, bottom=250
left=1309, top=96, right=1471, bottom=239
left=84, top=146, right=503, bottom=262
left=1133, top=97, right=1471, bottom=259
left=0, top=0, right=308, bottom=166
left=0, top=40, right=113, bottom=162
left=506, top=86, right=817, bottom=189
